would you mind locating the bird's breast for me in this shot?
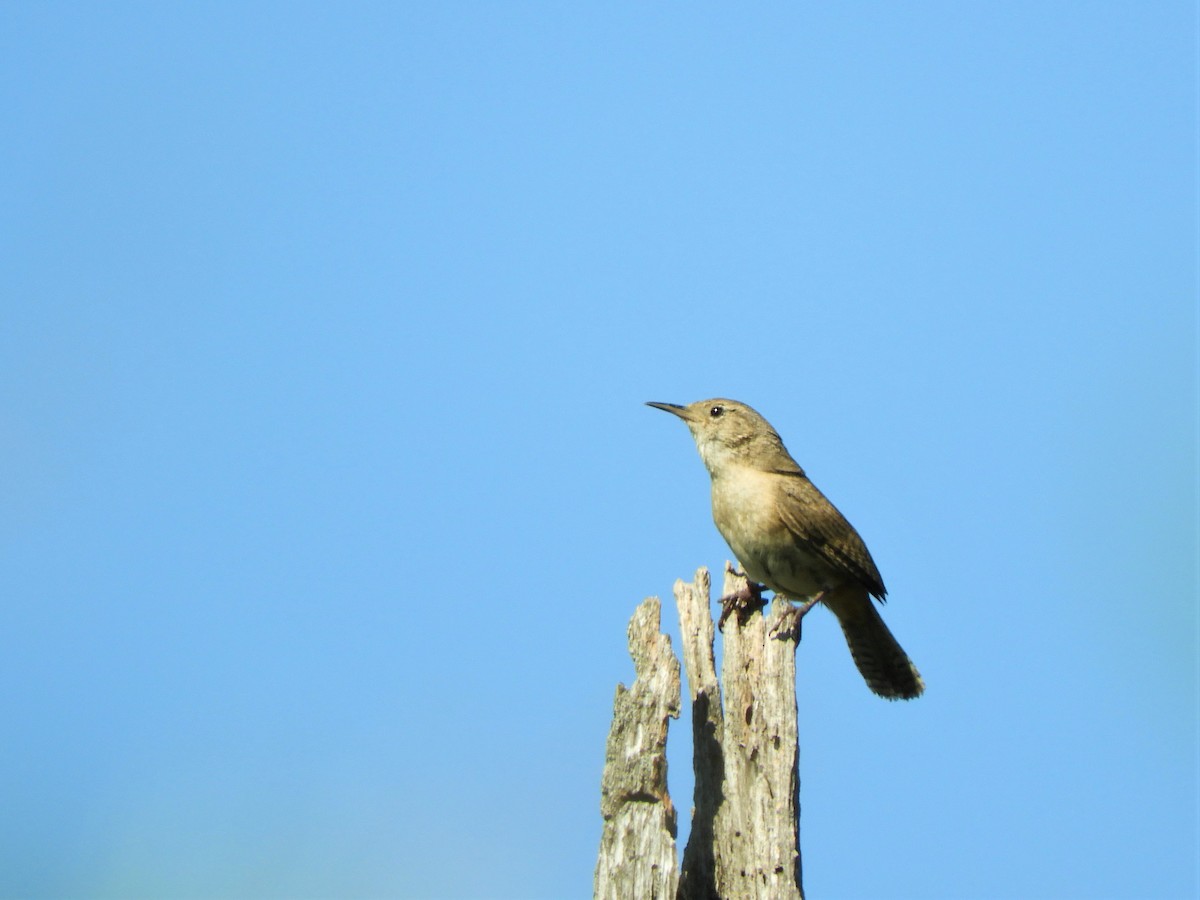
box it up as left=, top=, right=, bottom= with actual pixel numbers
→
left=710, top=467, right=835, bottom=599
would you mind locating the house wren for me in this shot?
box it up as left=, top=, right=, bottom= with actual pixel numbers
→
left=647, top=398, right=924, bottom=700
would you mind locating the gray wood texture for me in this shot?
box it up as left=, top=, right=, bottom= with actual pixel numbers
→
left=594, top=596, right=681, bottom=900
left=595, top=566, right=803, bottom=900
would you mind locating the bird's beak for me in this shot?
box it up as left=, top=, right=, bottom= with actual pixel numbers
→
left=646, top=401, right=692, bottom=421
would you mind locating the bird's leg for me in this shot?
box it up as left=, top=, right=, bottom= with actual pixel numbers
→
left=769, top=591, right=826, bottom=640
left=717, top=579, right=767, bottom=631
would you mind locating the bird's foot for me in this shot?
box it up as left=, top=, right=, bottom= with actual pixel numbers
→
left=769, top=593, right=825, bottom=641
left=717, top=580, right=767, bottom=631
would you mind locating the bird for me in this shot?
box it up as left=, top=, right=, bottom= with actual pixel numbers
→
left=647, top=398, right=924, bottom=700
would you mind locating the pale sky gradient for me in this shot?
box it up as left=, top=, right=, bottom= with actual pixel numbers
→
left=2, top=3, right=1196, bottom=898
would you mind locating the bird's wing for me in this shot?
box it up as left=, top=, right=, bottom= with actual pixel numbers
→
left=772, top=471, right=888, bottom=599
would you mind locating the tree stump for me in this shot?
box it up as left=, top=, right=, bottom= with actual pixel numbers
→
left=595, top=565, right=803, bottom=900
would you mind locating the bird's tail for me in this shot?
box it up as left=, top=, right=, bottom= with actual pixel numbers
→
left=823, top=586, right=924, bottom=700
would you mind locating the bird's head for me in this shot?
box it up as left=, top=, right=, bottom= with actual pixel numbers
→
left=645, top=399, right=798, bottom=476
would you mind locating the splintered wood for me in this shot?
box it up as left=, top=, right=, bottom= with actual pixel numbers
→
left=594, top=596, right=681, bottom=900
left=595, top=566, right=803, bottom=900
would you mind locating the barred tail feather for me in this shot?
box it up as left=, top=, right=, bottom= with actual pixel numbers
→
left=824, top=586, right=924, bottom=701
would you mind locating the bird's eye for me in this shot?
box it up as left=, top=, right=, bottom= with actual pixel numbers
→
left=709, top=405, right=724, bottom=418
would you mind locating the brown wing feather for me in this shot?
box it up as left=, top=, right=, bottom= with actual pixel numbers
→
left=772, top=471, right=887, bottom=599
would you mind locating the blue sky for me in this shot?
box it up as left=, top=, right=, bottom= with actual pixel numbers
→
left=2, top=3, right=1195, bottom=898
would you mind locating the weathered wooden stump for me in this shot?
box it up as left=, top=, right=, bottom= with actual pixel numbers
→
left=595, top=565, right=803, bottom=900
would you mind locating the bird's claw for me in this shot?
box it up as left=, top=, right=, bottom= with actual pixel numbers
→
left=768, top=594, right=824, bottom=641
left=717, top=580, right=767, bottom=631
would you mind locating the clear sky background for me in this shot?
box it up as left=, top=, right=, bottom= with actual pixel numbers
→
left=2, top=4, right=1196, bottom=899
